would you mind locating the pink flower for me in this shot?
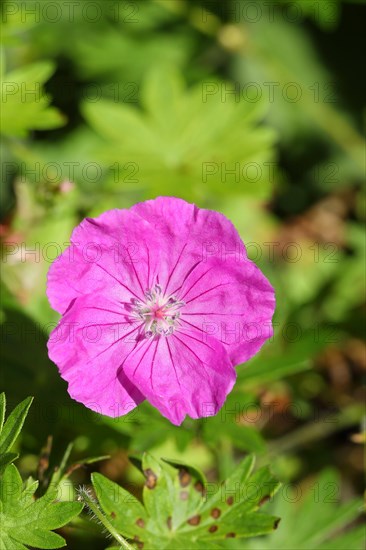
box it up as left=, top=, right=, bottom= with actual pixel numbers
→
left=47, top=197, right=275, bottom=425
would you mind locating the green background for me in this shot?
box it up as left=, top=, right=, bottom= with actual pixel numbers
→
left=1, top=1, right=365, bottom=548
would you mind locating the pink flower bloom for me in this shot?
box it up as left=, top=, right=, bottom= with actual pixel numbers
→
left=47, top=197, right=275, bottom=425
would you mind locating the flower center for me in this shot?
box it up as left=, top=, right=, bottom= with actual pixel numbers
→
left=132, top=284, right=184, bottom=337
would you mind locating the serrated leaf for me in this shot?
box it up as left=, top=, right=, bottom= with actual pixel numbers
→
left=20, top=477, right=39, bottom=506
left=0, top=396, right=33, bottom=459
left=92, top=472, right=148, bottom=539
left=10, top=529, right=66, bottom=549
left=92, top=453, right=280, bottom=548
left=0, top=464, right=83, bottom=550
left=0, top=463, right=22, bottom=509
left=0, top=532, right=27, bottom=550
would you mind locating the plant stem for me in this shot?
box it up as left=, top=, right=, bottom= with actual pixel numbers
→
left=79, top=488, right=134, bottom=550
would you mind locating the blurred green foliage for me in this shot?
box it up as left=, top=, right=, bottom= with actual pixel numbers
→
left=0, top=0, right=365, bottom=548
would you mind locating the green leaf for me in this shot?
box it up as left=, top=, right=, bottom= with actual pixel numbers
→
left=0, top=395, right=33, bottom=467
left=0, top=61, right=65, bottom=138
left=92, top=472, right=148, bottom=539
left=0, top=463, right=23, bottom=508
left=20, top=477, right=39, bottom=506
left=0, top=453, right=18, bottom=471
left=0, top=464, right=83, bottom=550
left=0, top=532, right=27, bottom=550
left=11, top=529, right=66, bottom=549
left=243, top=468, right=364, bottom=550
left=91, top=453, right=280, bottom=548
left=82, top=65, right=276, bottom=201
left=141, top=64, right=185, bottom=130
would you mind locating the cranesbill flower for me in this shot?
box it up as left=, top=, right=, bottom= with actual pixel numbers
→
left=47, top=197, right=275, bottom=425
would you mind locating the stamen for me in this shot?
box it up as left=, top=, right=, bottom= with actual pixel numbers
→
left=131, top=284, right=184, bottom=337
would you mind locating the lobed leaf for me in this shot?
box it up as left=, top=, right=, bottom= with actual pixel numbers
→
left=0, top=463, right=83, bottom=550
left=92, top=472, right=148, bottom=539
left=92, top=453, right=280, bottom=548
left=0, top=395, right=33, bottom=459
left=82, top=65, right=276, bottom=201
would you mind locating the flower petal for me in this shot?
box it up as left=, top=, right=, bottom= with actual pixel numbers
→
left=181, top=256, right=275, bottom=365
left=130, top=196, right=247, bottom=295
left=47, top=294, right=145, bottom=416
left=122, top=326, right=236, bottom=425
left=48, top=198, right=248, bottom=314
left=47, top=209, right=159, bottom=314
left=46, top=197, right=275, bottom=424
